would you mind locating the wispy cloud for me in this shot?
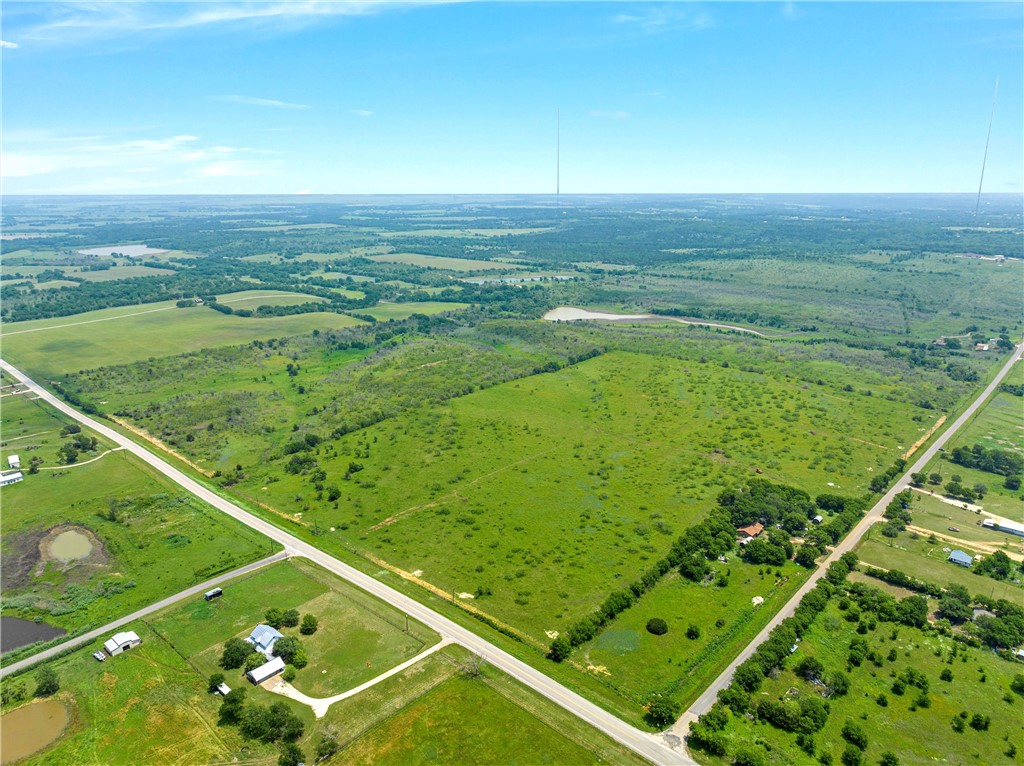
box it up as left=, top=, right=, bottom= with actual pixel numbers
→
left=611, top=6, right=713, bottom=35
left=590, top=110, right=631, bottom=120
left=213, top=94, right=308, bottom=109
left=12, top=1, right=460, bottom=46
left=349, top=109, right=374, bottom=118
left=0, top=40, right=18, bottom=49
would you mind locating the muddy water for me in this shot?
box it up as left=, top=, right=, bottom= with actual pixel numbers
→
left=0, top=698, right=68, bottom=763
left=0, top=617, right=66, bottom=653
left=49, top=530, right=92, bottom=561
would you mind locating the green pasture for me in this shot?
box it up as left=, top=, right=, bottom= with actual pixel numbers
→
left=368, top=252, right=514, bottom=270
left=0, top=397, right=272, bottom=647
left=359, top=301, right=471, bottom=320
left=0, top=290, right=364, bottom=377
left=381, top=227, right=554, bottom=238
left=579, top=562, right=808, bottom=708
left=164, top=558, right=438, bottom=698
left=75, top=265, right=176, bottom=281
left=695, top=601, right=1024, bottom=766
left=856, top=530, right=1022, bottom=603
left=236, top=349, right=925, bottom=642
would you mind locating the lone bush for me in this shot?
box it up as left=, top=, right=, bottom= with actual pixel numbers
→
left=646, top=618, right=669, bottom=635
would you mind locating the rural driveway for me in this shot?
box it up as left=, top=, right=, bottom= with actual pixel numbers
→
left=669, top=343, right=1023, bottom=747
left=0, top=550, right=288, bottom=679
left=0, top=359, right=691, bottom=766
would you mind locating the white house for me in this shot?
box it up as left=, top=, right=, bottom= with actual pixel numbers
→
left=7, top=454, right=20, bottom=469
left=0, top=472, right=24, bottom=487
left=246, top=656, right=285, bottom=685
left=245, top=624, right=283, bottom=657
left=104, top=630, right=142, bottom=656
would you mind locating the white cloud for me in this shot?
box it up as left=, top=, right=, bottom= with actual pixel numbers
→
left=349, top=109, right=374, bottom=118
left=0, top=40, right=18, bottom=49
left=611, top=7, right=713, bottom=35
left=13, top=2, right=461, bottom=45
left=213, top=94, right=308, bottom=109
left=590, top=110, right=631, bottom=120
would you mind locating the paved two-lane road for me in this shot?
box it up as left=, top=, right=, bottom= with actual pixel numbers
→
left=0, top=359, right=690, bottom=766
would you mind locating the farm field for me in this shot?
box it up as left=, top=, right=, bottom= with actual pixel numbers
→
left=905, top=492, right=1024, bottom=557
left=0, top=393, right=274, bottom=656
left=2, top=560, right=645, bottom=766
left=368, top=252, right=516, bottom=270
left=577, top=562, right=809, bottom=709
left=232, top=349, right=928, bottom=644
left=855, top=531, right=1023, bottom=603
left=0, top=290, right=364, bottom=377
left=359, top=300, right=471, bottom=320
left=693, top=599, right=1024, bottom=766
left=382, top=227, right=555, bottom=237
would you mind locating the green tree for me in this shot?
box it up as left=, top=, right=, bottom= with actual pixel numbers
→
left=841, top=745, right=862, bottom=766
left=281, top=609, right=300, bottom=628
left=34, top=666, right=60, bottom=697
left=316, top=732, right=339, bottom=761
left=208, top=672, right=226, bottom=693
left=646, top=697, right=681, bottom=728
left=278, top=742, right=304, bottom=766
left=219, top=687, right=247, bottom=724
left=300, top=614, right=319, bottom=635
left=879, top=752, right=899, bottom=766
left=686, top=624, right=701, bottom=639
left=221, top=637, right=254, bottom=669
left=265, top=607, right=285, bottom=628
left=272, top=636, right=302, bottom=664
left=733, top=746, right=769, bottom=766
left=646, top=618, right=668, bottom=635
left=549, top=636, right=571, bottom=662
left=244, top=652, right=266, bottom=672
left=841, top=719, right=868, bottom=750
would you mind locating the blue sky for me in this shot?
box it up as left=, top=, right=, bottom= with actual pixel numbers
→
left=2, top=1, right=1021, bottom=194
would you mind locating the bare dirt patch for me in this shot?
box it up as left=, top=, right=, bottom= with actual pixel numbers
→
left=35, top=525, right=108, bottom=576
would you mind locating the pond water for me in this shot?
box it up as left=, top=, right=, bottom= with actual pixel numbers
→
left=543, top=306, right=652, bottom=322
left=0, top=617, right=67, bottom=653
left=49, top=530, right=93, bottom=561
left=0, top=698, right=68, bottom=763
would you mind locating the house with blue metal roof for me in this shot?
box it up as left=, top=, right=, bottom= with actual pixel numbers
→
left=947, top=550, right=973, bottom=568
left=245, top=624, right=283, bottom=656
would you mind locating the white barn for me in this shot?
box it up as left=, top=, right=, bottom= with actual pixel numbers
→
left=246, top=656, right=285, bottom=685
left=104, top=630, right=142, bottom=656
left=7, top=454, right=20, bottom=469
left=0, top=472, right=24, bottom=487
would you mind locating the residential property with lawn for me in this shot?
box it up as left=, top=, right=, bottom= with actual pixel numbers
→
left=947, top=549, right=973, bottom=568
left=245, top=624, right=283, bottom=657
left=247, top=655, right=285, bottom=685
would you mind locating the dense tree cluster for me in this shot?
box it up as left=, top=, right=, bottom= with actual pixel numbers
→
left=948, top=444, right=1023, bottom=478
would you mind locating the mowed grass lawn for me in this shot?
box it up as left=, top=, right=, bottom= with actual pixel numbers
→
left=0, top=394, right=273, bottom=646
left=244, top=350, right=927, bottom=644
left=359, top=301, right=471, bottom=320
left=0, top=290, right=365, bottom=377
left=856, top=530, right=1023, bottom=602
left=694, top=601, right=1024, bottom=766
left=155, top=558, right=439, bottom=697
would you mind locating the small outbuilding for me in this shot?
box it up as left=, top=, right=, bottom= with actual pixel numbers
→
left=0, top=471, right=24, bottom=487
left=215, top=682, right=232, bottom=696
left=246, top=656, right=285, bottom=685
left=812, top=515, right=824, bottom=524
left=7, top=455, right=20, bottom=469
left=104, top=630, right=142, bottom=656
left=204, top=587, right=223, bottom=601
left=947, top=550, right=973, bottom=568
left=245, top=624, right=283, bottom=657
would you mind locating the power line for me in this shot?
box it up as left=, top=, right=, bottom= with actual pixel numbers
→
left=975, top=77, right=999, bottom=215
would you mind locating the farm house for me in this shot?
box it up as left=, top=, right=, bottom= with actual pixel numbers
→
left=947, top=550, right=973, bottom=568
left=245, top=624, right=283, bottom=657
left=104, top=630, right=142, bottom=656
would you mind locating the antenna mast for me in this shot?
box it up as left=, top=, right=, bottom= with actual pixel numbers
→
left=975, top=77, right=999, bottom=215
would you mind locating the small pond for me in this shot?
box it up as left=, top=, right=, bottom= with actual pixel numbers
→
left=0, top=698, right=69, bottom=763
left=0, top=617, right=66, bottom=653
left=49, top=530, right=93, bottom=561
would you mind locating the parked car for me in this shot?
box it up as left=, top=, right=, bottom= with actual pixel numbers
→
left=948, top=526, right=960, bottom=532
left=93, top=651, right=106, bottom=662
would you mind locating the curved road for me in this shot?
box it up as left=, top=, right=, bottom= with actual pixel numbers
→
left=668, top=343, right=1023, bottom=748
left=0, top=359, right=689, bottom=766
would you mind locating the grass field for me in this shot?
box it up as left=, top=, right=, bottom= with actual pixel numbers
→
left=856, top=529, right=1023, bottom=603
left=0, top=394, right=273, bottom=655
left=578, top=562, right=809, bottom=708
left=0, top=290, right=364, bottom=377
left=694, top=600, right=1024, bottom=766
left=154, top=558, right=438, bottom=695
left=368, top=252, right=516, bottom=270
left=359, top=301, right=471, bottom=320
left=907, top=493, right=1024, bottom=556
left=233, top=349, right=927, bottom=645
left=5, top=560, right=646, bottom=766
left=381, top=227, right=555, bottom=238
